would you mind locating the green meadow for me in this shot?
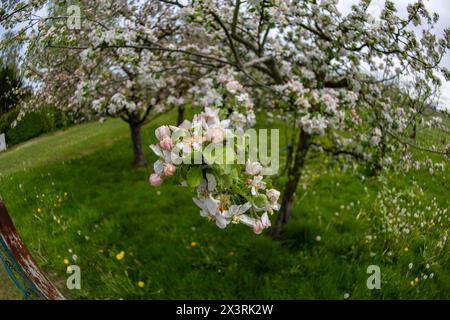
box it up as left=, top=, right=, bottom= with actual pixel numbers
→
left=0, top=110, right=448, bottom=299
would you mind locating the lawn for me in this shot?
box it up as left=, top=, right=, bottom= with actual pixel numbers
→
left=0, top=110, right=449, bottom=299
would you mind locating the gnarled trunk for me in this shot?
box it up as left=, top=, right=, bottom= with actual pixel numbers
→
left=271, top=129, right=311, bottom=238
left=129, top=114, right=146, bottom=167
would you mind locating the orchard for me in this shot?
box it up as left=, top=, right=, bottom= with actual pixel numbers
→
left=0, top=0, right=448, bottom=300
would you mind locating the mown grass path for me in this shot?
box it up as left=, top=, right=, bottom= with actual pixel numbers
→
left=0, top=120, right=128, bottom=177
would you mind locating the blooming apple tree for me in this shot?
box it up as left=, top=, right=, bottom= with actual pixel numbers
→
left=1, top=0, right=205, bottom=166
left=150, top=0, right=449, bottom=236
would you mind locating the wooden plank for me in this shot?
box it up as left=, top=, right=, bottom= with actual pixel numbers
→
left=0, top=200, right=65, bottom=300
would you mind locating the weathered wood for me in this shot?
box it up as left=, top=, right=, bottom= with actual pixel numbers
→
left=0, top=199, right=65, bottom=300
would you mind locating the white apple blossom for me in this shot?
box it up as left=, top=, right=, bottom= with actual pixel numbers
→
left=248, top=175, right=266, bottom=196
left=149, top=108, right=280, bottom=234
left=266, top=189, right=281, bottom=204
left=245, top=161, right=263, bottom=176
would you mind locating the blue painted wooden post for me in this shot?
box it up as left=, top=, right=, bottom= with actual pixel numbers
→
left=0, top=198, right=65, bottom=300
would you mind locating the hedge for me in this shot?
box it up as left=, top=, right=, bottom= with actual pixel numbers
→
left=0, top=109, right=55, bottom=146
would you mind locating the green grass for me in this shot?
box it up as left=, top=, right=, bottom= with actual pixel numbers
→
left=0, top=119, right=128, bottom=176
left=0, top=111, right=448, bottom=299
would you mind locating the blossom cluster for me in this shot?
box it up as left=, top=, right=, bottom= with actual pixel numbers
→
left=274, top=80, right=352, bottom=135
left=187, top=71, right=257, bottom=129
left=149, top=107, right=280, bottom=234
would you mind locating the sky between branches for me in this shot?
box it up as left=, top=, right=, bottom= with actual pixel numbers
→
left=338, top=0, right=450, bottom=110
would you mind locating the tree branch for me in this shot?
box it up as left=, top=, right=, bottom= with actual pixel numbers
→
left=386, top=131, right=449, bottom=155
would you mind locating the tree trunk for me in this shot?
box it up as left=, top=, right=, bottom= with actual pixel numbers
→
left=177, top=105, right=185, bottom=125
left=410, top=119, right=417, bottom=140
left=271, top=129, right=311, bottom=238
left=129, top=116, right=146, bottom=167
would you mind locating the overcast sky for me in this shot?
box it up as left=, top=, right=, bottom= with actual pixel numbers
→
left=1, top=0, right=449, bottom=109
left=337, top=0, right=450, bottom=110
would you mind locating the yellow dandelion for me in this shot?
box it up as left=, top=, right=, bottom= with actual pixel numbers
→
left=415, top=277, right=419, bottom=283
left=64, top=192, right=68, bottom=197
left=37, top=208, right=41, bottom=213
left=63, top=259, right=70, bottom=265
left=56, top=218, right=61, bottom=225
left=191, top=242, right=199, bottom=247
left=410, top=281, right=414, bottom=286
left=116, top=251, right=125, bottom=260
left=138, top=281, right=145, bottom=288
left=404, top=247, right=409, bottom=252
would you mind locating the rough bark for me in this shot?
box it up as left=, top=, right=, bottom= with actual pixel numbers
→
left=128, top=113, right=146, bottom=167
left=271, top=129, right=311, bottom=238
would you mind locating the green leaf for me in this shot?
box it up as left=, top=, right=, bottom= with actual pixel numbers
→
left=219, top=174, right=233, bottom=189
left=203, top=148, right=215, bottom=165
left=252, top=194, right=269, bottom=209
left=187, top=167, right=203, bottom=188
left=210, top=145, right=236, bottom=164
left=223, top=145, right=236, bottom=163
left=172, top=129, right=186, bottom=141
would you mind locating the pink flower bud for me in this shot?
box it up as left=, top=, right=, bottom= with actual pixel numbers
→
left=253, top=220, right=264, bottom=235
left=163, top=164, right=177, bottom=177
left=159, top=137, right=174, bottom=150
left=155, top=125, right=170, bottom=141
left=149, top=173, right=163, bottom=186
